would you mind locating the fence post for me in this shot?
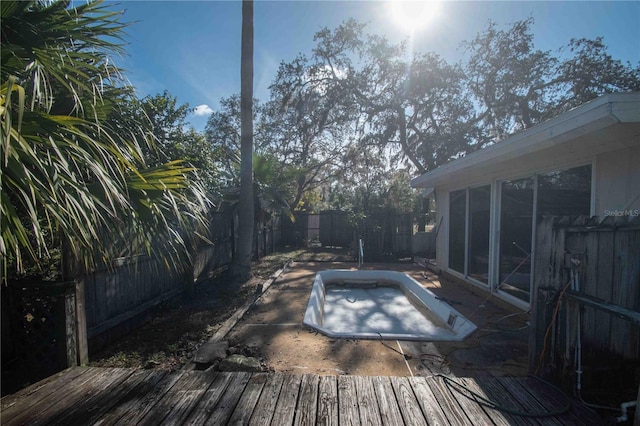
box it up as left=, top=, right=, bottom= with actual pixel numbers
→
left=530, top=216, right=563, bottom=376
left=634, top=383, right=640, bottom=426
left=62, top=236, right=89, bottom=366
left=263, top=223, right=268, bottom=256
left=271, top=222, right=275, bottom=254
left=75, top=278, right=89, bottom=365
left=64, top=284, right=78, bottom=367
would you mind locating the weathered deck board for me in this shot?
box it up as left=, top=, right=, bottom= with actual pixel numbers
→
left=317, top=375, right=339, bottom=425
left=64, top=368, right=154, bottom=425
left=198, top=371, right=251, bottom=425
left=269, top=372, right=303, bottom=425
left=294, top=374, right=320, bottom=425
left=93, top=369, right=169, bottom=426
left=389, top=376, right=428, bottom=425
left=137, top=370, right=215, bottom=425
left=337, top=374, right=360, bottom=425
left=0, top=367, right=91, bottom=421
left=426, top=375, right=475, bottom=424
left=182, top=370, right=235, bottom=424
left=353, top=376, right=382, bottom=425
left=465, top=376, right=539, bottom=426
left=3, top=367, right=107, bottom=425
left=370, top=376, right=405, bottom=425
left=48, top=368, right=136, bottom=425
left=408, top=376, right=447, bottom=425
left=229, top=373, right=268, bottom=425
left=248, top=372, right=285, bottom=425
left=508, top=376, right=601, bottom=426
left=496, top=377, right=559, bottom=426
left=125, top=369, right=188, bottom=424
left=449, top=376, right=512, bottom=426
left=0, top=367, right=602, bottom=425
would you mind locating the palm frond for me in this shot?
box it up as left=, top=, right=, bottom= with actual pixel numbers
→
left=1, top=1, right=211, bottom=280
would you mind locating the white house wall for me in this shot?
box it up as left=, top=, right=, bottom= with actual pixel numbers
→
left=594, top=144, right=640, bottom=217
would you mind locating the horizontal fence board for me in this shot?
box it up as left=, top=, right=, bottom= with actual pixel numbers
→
left=82, top=211, right=255, bottom=350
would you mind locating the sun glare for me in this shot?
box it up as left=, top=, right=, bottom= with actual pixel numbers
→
left=389, top=0, right=441, bottom=34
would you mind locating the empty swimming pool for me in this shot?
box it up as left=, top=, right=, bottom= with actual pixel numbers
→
left=303, top=270, right=477, bottom=341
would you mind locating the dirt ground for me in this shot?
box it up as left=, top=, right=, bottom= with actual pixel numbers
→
left=88, top=248, right=353, bottom=370
left=90, top=250, right=530, bottom=379
left=227, top=262, right=530, bottom=378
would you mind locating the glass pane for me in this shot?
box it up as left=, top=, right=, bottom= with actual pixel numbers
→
left=538, top=165, right=591, bottom=218
left=449, top=189, right=466, bottom=273
left=468, top=185, right=491, bottom=284
left=499, top=178, right=534, bottom=303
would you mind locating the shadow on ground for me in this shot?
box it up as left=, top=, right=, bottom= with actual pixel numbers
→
left=228, top=261, right=530, bottom=379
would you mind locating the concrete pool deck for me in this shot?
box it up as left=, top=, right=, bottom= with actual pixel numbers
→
left=227, top=262, right=530, bottom=378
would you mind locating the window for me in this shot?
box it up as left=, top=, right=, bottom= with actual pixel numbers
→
left=537, top=165, right=591, bottom=218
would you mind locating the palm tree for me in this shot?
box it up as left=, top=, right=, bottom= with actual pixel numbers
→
left=231, top=0, right=254, bottom=282
left=1, top=0, right=209, bottom=282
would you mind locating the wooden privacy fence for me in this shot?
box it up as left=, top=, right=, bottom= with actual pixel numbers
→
left=82, top=254, right=185, bottom=353
left=281, top=210, right=416, bottom=258
left=1, top=281, right=77, bottom=389
left=359, top=213, right=414, bottom=261
left=81, top=209, right=286, bottom=357
left=83, top=211, right=238, bottom=354
left=412, top=231, right=436, bottom=257
left=192, top=211, right=236, bottom=281
left=2, top=209, right=255, bottom=388
left=530, top=215, right=640, bottom=398
left=255, top=215, right=282, bottom=258
left=280, top=213, right=320, bottom=247
left=319, top=210, right=352, bottom=247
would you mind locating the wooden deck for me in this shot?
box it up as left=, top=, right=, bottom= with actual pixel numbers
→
left=1, top=367, right=601, bottom=425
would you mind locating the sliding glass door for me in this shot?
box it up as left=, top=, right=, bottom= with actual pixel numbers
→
left=468, top=186, right=491, bottom=284
left=449, top=189, right=466, bottom=274
left=498, top=178, right=535, bottom=303
left=497, top=165, right=592, bottom=304
left=446, top=164, right=591, bottom=306
left=448, top=185, right=490, bottom=285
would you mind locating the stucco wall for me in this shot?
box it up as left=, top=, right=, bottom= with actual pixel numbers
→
left=594, top=144, right=640, bottom=218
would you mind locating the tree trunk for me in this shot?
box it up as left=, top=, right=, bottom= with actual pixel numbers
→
left=232, top=0, right=255, bottom=283
left=397, top=107, right=426, bottom=175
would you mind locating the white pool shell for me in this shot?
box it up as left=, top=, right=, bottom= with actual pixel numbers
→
left=303, top=270, right=477, bottom=341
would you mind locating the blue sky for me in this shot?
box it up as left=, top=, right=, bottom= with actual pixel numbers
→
left=114, top=1, right=640, bottom=131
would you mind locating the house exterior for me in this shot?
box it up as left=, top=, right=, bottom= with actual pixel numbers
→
left=411, top=92, right=640, bottom=309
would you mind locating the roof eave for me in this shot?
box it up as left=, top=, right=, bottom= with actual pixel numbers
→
left=411, top=92, right=640, bottom=189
